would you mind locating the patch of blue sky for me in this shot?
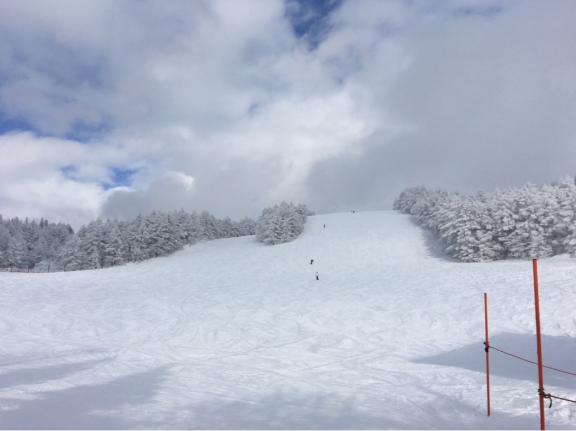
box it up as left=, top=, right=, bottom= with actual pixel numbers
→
left=0, top=111, right=111, bottom=142
left=105, top=167, right=138, bottom=189
left=285, top=0, right=343, bottom=50
left=61, top=165, right=137, bottom=190
left=0, top=114, right=47, bottom=137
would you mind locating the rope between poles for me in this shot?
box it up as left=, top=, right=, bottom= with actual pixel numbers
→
left=538, top=388, right=576, bottom=408
left=486, top=344, right=576, bottom=377
left=548, top=394, right=576, bottom=405
left=483, top=343, right=576, bottom=407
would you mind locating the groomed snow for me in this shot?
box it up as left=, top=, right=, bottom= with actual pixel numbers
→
left=0, top=211, right=575, bottom=429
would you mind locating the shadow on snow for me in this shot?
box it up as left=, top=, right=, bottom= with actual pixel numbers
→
left=0, top=359, right=109, bottom=390
left=0, top=356, right=169, bottom=429
left=416, top=332, right=576, bottom=391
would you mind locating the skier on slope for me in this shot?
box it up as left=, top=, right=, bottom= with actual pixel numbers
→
left=310, top=259, right=314, bottom=265
left=315, top=272, right=319, bottom=281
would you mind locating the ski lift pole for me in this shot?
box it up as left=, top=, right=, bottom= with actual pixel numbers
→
left=484, top=292, right=491, bottom=417
left=532, top=258, right=546, bottom=431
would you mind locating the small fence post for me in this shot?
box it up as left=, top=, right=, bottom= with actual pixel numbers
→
left=484, top=292, right=491, bottom=417
left=533, top=258, right=546, bottom=431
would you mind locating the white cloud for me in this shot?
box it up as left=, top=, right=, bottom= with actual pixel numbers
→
left=306, top=0, right=576, bottom=210
left=0, top=133, right=106, bottom=226
left=1, top=0, right=576, bottom=224
left=102, top=171, right=196, bottom=220
left=0, top=132, right=143, bottom=226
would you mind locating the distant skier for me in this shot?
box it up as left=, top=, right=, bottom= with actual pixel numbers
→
left=315, top=272, right=319, bottom=281
left=323, top=224, right=326, bottom=228
left=310, top=259, right=314, bottom=265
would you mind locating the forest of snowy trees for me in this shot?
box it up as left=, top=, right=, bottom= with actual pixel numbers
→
left=0, top=211, right=257, bottom=272
left=0, top=217, right=73, bottom=271
left=54, top=211, right=258, bottom=271
left=394, top=180, right=576, bottom=262
left=0, top=202, right=310, bottom=272
left=256, top=202, right=310, bottom=245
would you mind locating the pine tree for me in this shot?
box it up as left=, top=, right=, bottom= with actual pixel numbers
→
left=0, top=224, right=10, bottom=268
left=8, top=232, right=28, bottom=270
left=102, top=222, right=128, bottom=267
left=256, top=202, right=308, bottom=245
left=57, top=236, right=83, bottom=271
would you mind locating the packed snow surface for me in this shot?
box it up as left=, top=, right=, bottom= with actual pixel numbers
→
left=0, top=211, right=575, bottom=429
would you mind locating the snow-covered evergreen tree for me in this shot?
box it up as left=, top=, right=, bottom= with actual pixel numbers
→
left=256, top=202, right=308, bottom=245
left=57, top=235, right=83, bottom=271
left=102, top=222, right=128, bottom=267
left=0, top=224, right=10, bottom=268
left=8, top=232, right=27, bottom=270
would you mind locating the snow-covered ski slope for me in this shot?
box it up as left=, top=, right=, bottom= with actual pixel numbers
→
left=1, top=211, right=575, bottom=429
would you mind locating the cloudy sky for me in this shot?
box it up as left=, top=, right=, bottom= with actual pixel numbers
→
left=1, top=0, right=576, bottom=226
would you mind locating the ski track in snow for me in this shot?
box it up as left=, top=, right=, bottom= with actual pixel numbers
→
left=0, top=211, right=575, bottom=429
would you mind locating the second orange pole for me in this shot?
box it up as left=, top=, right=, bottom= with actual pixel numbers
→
left=484, top=292, right=491, bottom=417
left=533, top=258, right=546, bottom=431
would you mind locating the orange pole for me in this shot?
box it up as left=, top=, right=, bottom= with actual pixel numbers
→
left=484, top=292, right=491, bottom=417
left=533, top=259, right=546, bottom=431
